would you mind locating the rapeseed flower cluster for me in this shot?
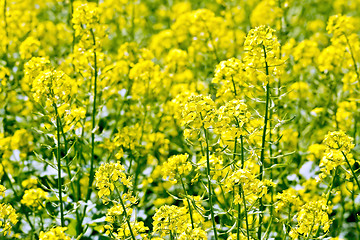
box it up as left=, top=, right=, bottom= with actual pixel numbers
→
left=3, top=0, right=360, bottom=239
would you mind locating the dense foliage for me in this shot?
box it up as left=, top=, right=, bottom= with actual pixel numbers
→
left=1, top=0, right=360, bottom=239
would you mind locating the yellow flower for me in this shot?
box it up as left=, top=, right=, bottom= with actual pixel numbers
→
left=152, top=205, right=192, bottom=237
left=162, top=153, right=192, bottom=183
left=224, top=168, right=271, bottom=204
left=72, top=1, right=100, bottom=37
left=21, top=178, right=38, bottom=189
left=19, top=36, right=41, bottom=59
left=0, top=185, right=5, bottom=198
left=212, top=58, right=248, bottom=100
left=21, top=188, right=49, bottom=210
left=95, top=161, right=132, bottom=199
left=244, top=25, right=282, bottom=77
left=31, top=69, right=78, bottom=108
left=327, top=14, right=356, bottom=38
left=179, top=94, right=216, bottom=130
left=291, top=198, right=331, bottom=239
left=323, top=130, right=354, bottom=154
left=178, top=227, right=207, bottom=240
left=0, top=203, right=18, bottom=236
left=39, top=227, right=71, bottom=240
left=275, top=188, right=302, bottom=212
left=250, top=0, right=283, bottom=28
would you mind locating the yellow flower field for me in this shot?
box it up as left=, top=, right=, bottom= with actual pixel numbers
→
left=0, top=0, right=360, bottom=239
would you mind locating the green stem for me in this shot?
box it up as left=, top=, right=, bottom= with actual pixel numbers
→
left=351, top=185, right=360, bottom=234
left=180, top=176, right=195, bottom=229
left=240, top=135, right=244, bottom=168
left=342, top=151, right=360, bottom=190
left=314, top=167, right=338, bottom=237
left=86, top=28, right=98, bottom=202
left=237, top=187, right=241, bottom=240
left=202, top=124, right=219, bottom=240
left=344, top=34, right=360, bottom=88
left=69, top=0, right=75, bottom=53
left=114, top=186, right=136, bottom=240
left=343, top=152, right=360, bottom=235
left=240, top=184, right=250, bottom=240
left=54, top=105, right=65, bottom=227
left=258, top=45, right=271, bottom=240
left=3, top=0, right=8, bottom=54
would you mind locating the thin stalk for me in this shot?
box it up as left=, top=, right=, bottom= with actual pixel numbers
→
left=315, top=167, right=338, bottom=237
left=69, top=0, right=75, bottom=53
left=344, top=34, right=360, bottom=88
left=231, top=76, right=237, bottom=97
left=233, top=136, right=238, bottom=163
left=240, top=135, right=244, bottom=168
left=237, top=135, right=249, bottom=240
left=130, top=0, right=135, bottom=41
left=342, top=151, right=360, bottom=235
left=344, top=34, right=360, bottom=144
left=240, top=184, right=250, bottom=240
left=114, top=186, right=136, bottom=240
left=269, top=109, right=274, bottom=232
left=3, top=0, right=8, bottom=54
left=202, top=123, right=219, bottom=240
left=326, top=167, right=338, bottom=205
left=56, top=112, right=76, bottom=200
left=282, top=204, right=291, bottom=240
left=258, top=45, right=271, bottom=240
left=351, top=185, right=360, bottom=234
left=54, top=105, right=65, bottom=227
left=86, top=28, right=98, bottom=202
left=342, top=151, right=360, bottom=190
left=204, top=24, right=220, bottom=62
left=180, top=176, right=195, bottom=229
left=237, top=188, right=242, bottom=240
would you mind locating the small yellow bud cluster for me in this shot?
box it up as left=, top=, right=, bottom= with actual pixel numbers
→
left=23, top=57, right=51, bottom=91
left=21, top=178, right=38, bottom=189
left=20, top=188, right=49, bottom=210
left=114, top=221, right=149, bottom=239
left=95, top=162, right=132, bottom=199
left=180, top=94, right=216, bottom=139
left=290, top=198, right=331, bottom=239
left=244, top=25, right=283, bottom=80
left=224, top=168, right=272, bottom=204
left=275, top=188, right=302, bottom=212
left=216, top=100, right=251, bottom=139
left=152, top=205, right=194, bottom=237
left=319, top=131, right=355, bottom=179
left=178, top=228, right=207, bottom=240
left=326, top=14, right=356, bottom=38
left=212, top=57, right=247, bottom=100
left=32, top=69, right=77, bottom=108
left=0, top=185, right=5, bottom=198
left=72, top=1, right=100, bottom=45
left=323, top=130, right=354, bottom=154
left=129, top=59, right=163, bottom=100
left=162, top=153, right=192, bottom=184
left=112, top=124, right=141, bottom=159
left=39, top=227, right=71, bottom=240
left=0, top=202, right=18, bottom=236
left=19, top=36, right=41, bottom=60
left=104, top=194, right=148, bottom=239
left=165, top=49, right=188, bottom=72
